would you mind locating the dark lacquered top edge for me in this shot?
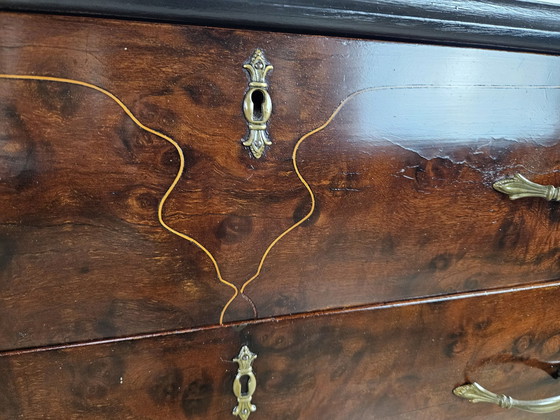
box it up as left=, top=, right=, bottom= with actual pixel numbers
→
left=1, top=0, right=560, bottom=54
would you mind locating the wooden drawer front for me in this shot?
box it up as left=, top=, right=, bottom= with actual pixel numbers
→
left=1, top=12, right=560, bottom=349
left=2, top=283, right=560, bottom=419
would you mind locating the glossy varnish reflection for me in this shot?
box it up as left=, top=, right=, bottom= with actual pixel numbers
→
left=0, top=12, right=559, bottom=351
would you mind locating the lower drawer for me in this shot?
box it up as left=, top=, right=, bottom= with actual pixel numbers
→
left=2, top=282, right=560, bottom=419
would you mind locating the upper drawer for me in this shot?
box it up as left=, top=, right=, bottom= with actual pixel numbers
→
left=1, top=12, right=559, bottom=349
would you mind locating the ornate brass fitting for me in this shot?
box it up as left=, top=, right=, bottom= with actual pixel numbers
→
left=232, top=346, right=257, bottom=420
left=493, top=173, right=560, bottom=201
left=454, top=382, right=560, bottom=413
left=242, top=49, right=273, bottom=158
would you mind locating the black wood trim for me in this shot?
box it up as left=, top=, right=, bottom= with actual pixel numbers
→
left=1, top=0, right=560, bottom=54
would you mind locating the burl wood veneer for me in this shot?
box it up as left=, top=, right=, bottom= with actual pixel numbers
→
left=1, top=9, right=560, bottom=419
left=2, top=283, right=560, bottom=419
left=1, top=13, right=559, bottom=350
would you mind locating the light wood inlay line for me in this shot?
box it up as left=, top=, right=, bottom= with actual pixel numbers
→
left=0, top=74, right=241, bottom=322
left=2, top=74, right=559, bottom=324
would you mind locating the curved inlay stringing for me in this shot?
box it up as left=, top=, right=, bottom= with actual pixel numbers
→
left=2, top=74, right=559, bottom=324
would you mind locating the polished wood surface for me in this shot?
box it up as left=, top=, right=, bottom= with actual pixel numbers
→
left=3, top=0, right=560, bottom=54
left=2, top=283, right=560, bottom=419
left=1, top=12, right=560, bottom=350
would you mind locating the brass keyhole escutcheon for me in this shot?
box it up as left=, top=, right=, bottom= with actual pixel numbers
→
left=232, top=346, right=257, bottom=420
left=242, top=49, right=273, bottom=159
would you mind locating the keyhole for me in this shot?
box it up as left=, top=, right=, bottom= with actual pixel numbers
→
left=251, top=89, right=264, bottom=120
left=239, top=374, right=250, bottom=396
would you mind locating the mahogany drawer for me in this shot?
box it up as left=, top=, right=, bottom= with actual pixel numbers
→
left=1, top=282, right=560, bottom=419
left=1, top=12, right=560, bottom=352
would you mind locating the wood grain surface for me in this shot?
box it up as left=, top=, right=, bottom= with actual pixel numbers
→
left=1, top=12, right=559, bottom=350
left=2, top=283, right=560, bottom=419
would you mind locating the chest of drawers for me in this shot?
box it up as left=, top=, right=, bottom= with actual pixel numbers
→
left=1, top=3, right=560, bottom=418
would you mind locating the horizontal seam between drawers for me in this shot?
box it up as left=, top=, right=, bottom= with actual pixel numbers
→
left=2, top=278, right=560, bottom=357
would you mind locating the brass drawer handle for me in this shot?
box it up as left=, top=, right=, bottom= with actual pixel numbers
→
left=493, top=173, right=560, bottom=201
left=454, top=382, right=560, bottom=414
